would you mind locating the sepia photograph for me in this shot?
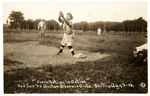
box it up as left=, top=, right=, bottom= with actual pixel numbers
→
left=3, top=1, right=148, bottom=93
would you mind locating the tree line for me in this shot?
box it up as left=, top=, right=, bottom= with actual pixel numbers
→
left=6, top=11, right=59, bottom=30
left=73, top=17, right=147, bottom=33
left=5, top=11, right=147, bottom=33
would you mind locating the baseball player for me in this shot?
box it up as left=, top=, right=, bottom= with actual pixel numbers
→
left=97, top=27, right=101, bottom=35
left=38, top=19, right=46, bottom=37
left=57, top=11, right=75, bottom=57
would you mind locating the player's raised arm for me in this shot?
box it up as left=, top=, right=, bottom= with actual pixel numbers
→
left=58, top=16, right=64, bottom=23
left=58, top=11, right=71, bottom=27
left=63, top=19, right=72, bottom=27
left=58, top=11, right=64, bottom=23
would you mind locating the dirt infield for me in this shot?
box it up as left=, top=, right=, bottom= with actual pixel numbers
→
left=4, top=41, right=110, bottom=71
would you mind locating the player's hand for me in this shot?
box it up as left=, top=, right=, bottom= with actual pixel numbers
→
left=60, top=17, right=64, bottom=20
left=58, top=16, right=64, bottom=23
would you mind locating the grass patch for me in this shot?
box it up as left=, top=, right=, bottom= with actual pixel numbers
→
left=4, top=30, right=147, bottom=93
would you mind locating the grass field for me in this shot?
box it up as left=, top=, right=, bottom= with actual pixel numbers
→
left=4, top=29, right=147, bottom=93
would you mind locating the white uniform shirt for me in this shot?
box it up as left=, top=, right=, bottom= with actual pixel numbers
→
left=97, top=28, right=101, bottom=35
left=38, top=21, right=46, bottom=30
left=63, top=20, right=73, bottom=34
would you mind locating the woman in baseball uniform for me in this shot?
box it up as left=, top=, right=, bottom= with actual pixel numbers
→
left=57, top=12, right=75, bottom=56
left=38, top=19, right=46, bottom=37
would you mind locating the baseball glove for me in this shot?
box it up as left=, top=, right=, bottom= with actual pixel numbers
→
left=59, top=11, right=64, bottom=18
left=58, top=16, right=64, bottom=23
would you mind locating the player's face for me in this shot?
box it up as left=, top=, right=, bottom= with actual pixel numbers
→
left=66, top=14, right=71, bottom=20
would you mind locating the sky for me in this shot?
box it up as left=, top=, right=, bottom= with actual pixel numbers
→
left=3, top=2, right=147, bottom=23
